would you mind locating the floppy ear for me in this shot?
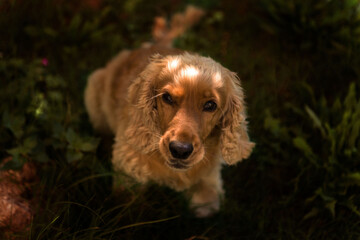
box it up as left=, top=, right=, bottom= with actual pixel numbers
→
left=123, top=54, right=164, bottom=154
left=220, top=71, right=255, bottom=165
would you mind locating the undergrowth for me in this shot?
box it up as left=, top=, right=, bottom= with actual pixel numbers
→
left=1, top=0, right=360, bottom=239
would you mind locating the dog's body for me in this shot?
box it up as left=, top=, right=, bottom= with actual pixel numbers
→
left=84, top=6, right=254, bottom=217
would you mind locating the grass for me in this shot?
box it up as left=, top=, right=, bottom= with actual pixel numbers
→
left=1, top=0, right=360, bottom=239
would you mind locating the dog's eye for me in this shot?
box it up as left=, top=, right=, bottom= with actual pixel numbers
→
left=203, top=100, right=217, bottom=112
left=162, top=92, right=174, bottom=105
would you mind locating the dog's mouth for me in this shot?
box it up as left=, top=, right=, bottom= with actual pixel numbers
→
left=166, top=159, right=190, bottom=171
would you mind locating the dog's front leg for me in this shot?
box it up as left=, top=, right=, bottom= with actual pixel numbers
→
left=188, top=167, right=224, bottom=218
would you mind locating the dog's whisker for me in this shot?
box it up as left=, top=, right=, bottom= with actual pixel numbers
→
left=218, top=105, right=226, bottom=118
left=149, top=92, right=164, bottom=101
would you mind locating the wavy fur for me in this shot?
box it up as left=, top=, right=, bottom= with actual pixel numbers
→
left=84, top=6, right=254, bottom=217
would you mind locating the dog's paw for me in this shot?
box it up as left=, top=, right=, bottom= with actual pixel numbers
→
left=191, top=198, right=220, bottom=218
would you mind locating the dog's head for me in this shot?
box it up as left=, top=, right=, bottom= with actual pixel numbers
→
left=126, top=53, right=254, bottom=170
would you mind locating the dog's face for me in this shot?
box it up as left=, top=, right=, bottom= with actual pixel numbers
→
left=156, top=61, right=226, bottom=170
left=127, top=53, right=254, bottom=171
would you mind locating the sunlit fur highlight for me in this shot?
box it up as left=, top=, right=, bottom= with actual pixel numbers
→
left=212, top=71, right=223, bottom=88
left=167, top=58, right=180, bottom=72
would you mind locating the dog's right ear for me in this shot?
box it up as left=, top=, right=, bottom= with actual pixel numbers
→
left=124, top=54, right=165, bottom=154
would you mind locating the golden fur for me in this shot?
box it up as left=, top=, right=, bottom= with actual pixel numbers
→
left=84, top=6, right=254, bottom=217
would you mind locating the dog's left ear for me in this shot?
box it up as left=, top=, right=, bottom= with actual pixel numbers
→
left=123, top=54, right=164, bottom=154
left=220, top=71, right=255, bottom=165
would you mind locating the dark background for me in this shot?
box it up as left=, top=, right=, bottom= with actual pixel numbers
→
left=1, top=0, right=360, bottom=239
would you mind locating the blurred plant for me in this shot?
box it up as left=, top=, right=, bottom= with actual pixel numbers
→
left=257, top=0, right=360, bottom=121
left=0, top=58, right=99, bottom=169
left=264, top=81, right=360, bottom=219
left=259, top=0, right=360, bottom=54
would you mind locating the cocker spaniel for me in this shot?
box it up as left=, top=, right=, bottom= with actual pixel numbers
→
left=84, top=6, right=254, bottom=217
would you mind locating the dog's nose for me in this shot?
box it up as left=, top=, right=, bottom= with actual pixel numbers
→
left=169, top=141, right=193, bottom=159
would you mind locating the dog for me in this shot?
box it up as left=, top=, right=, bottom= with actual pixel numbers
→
left=84, top=6, right=254, bottom=217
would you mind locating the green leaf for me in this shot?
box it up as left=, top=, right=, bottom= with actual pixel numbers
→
left=315, top=188, right=335, bottom=203
left=66, top=149, right=83, bottom=163
left=124, top=0, right=142, bottom=13
left=264, top=109, right=282, bottom=137
left=332, top=98, right=342, bottom=114
left=344, top=82, right=357, bottom=111
left=48, top=91, right=63, bottom=102
left=69, top=14, right=82, bottom=31
left=303, top=207, right=319, bottom=220
left=293, top=137, right=317, bottom=165
left=349, top=120, right=360, bottom=148
left=23, top=137, right=37, bottom=152
left=66, top=128, right=99, bottom=152
left=44, top=27, right=58, bottom=37
left=8, top=142, right=33, bottom=157
left=305, top=105, right=325, bottom=136
left=66, top=128, right=79, bottom=146
left=35, top=152, right=50, bottom=163
left=45, top=75, right=66, bottom=88
left=325, top=123, right=337, bottom=162
left=52, top=123, right=65, bottom=139
left=6, top=137, right=37, bottom=159
left=344, top=197, right=360, bottom=217
left=3, top=111, right=25, bottom=139
left=79, top=139, right=99, bottom=152
left=345, top=172, right=360, bottom=186
left=325, top=200, right=337, bottom=218
left=7, top=147, right=22, bottom=156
